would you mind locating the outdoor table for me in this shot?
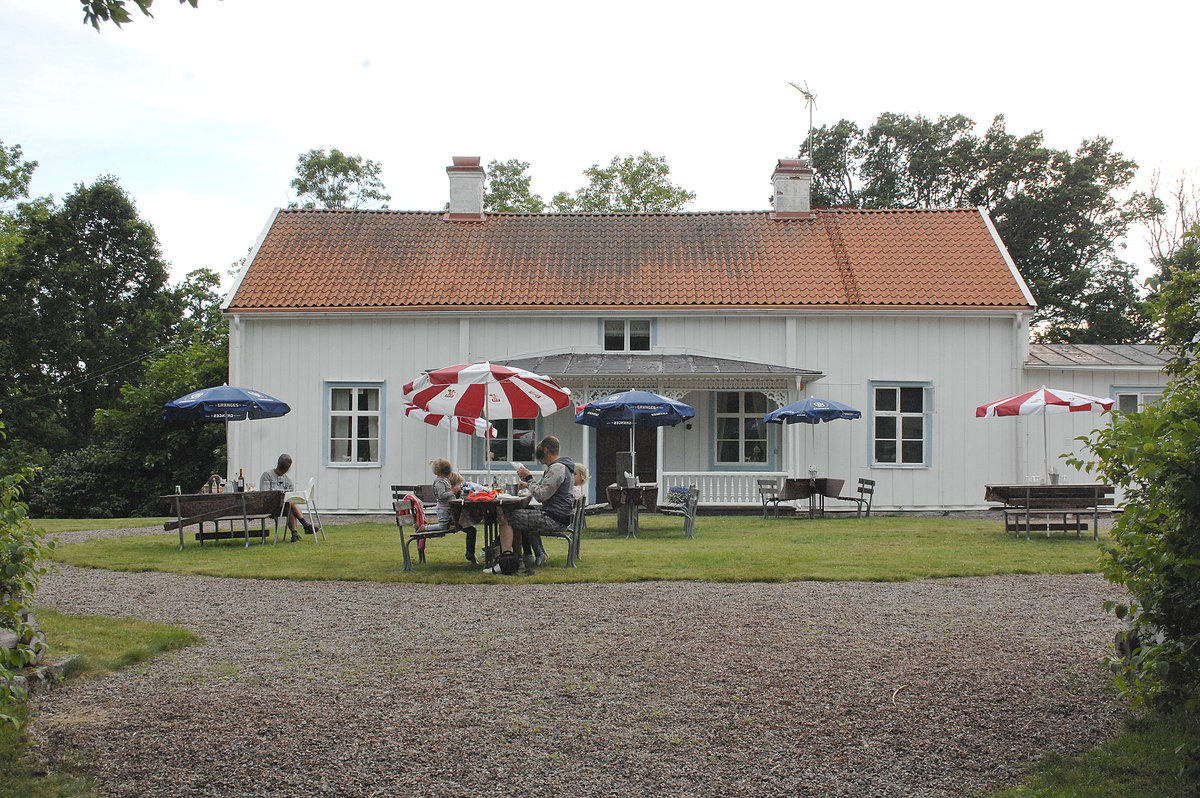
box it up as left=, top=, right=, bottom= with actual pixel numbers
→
left=160, top=490, right=285, bottom=550
left=984, top=483, right=1114, bottom=540
left=450, top=494, right=532, bottom=562
left=780, top=477, right=845, bottom=518
left=605, top=483, right=659, bottom=538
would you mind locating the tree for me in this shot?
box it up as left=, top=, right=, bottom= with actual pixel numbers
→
left=289, top=148, right=391, bottom=210
left=0, top=141, right=36, bottom=207
left=551, top=151, right=696, bottom=213
left=1070, top=225, right=1200, bottom=720
left=483, top=159, right=545, bottom=213
left=78, top=0, right=200, bottom=30
left=805, top=113, right=1152, bottom=342
left=1, top=177, right=181, bottom=458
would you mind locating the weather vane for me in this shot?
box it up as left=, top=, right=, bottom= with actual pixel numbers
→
left=788, top=81, right=817, bottom=160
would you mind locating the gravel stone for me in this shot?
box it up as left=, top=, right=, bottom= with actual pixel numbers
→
left=28, top=523, right=1126, bottom=797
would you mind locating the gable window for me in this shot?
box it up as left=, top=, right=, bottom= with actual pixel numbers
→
left=715, top=391, right=769, bottom=464
left=872, top=383, right=930, bottom=466
left=1115, top=389, right=1163, bottom=414
left=603, top=319, right=652, bottom=352
left=329, top=385, right=381, bottom=465
left=488, top=418, right=537, bottom=463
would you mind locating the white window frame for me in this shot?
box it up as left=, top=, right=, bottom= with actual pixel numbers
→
left=601, top=318, right=653, bottom=352
left=485, top=418, right=538, bottom=465
left=1113, top=388, right=1164, bottom=414
left=870, top=382, right=931, bottom=468
left=713, top=390, right=770, bottom=467
left=327, top=383, right=383, bottom=467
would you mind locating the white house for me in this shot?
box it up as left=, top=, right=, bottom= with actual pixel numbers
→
left=221, top=157, right=1167, bottom=512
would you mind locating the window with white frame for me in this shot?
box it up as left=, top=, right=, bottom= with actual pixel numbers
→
left=488, top=418, right=537, bottom=463
left=715, top=391, right=769, bottom=464
left=329, top=385, right=381, bottom=464
left=873, top=384, right=928, bottom=466
left=602, top=319, right=652, bottom=352
left=1115, top=389, right=1164, bottom=414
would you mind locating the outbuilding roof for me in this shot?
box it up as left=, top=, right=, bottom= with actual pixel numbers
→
left=1026, top=344, right=1169, bottom=369
left=224, top=207, right=1035, bottom=312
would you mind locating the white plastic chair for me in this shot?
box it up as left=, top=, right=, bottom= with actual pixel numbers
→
left=281, top=478, right=326, bottom=542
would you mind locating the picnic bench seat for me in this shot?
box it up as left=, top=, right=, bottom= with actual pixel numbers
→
left=391, top=484, right=436, bottom=509
left=393, top=497, right=466, bottom=571
left=984, top=484, right=1115, bottom=541
left=657, top=485, right=700, bottom=539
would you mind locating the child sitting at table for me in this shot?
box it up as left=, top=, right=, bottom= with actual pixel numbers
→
left=418, top=460, right=478, bottom=564
left=572, top=463, right=590, bottom=500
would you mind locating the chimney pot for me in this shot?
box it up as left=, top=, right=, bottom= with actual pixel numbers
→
left=446, top=156, right=485, bottom=220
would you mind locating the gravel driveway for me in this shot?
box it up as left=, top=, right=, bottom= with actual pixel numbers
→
left=29, top=525, right=1125, bottom=797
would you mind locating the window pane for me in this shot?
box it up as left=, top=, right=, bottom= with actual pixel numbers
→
left=358, top=439, right=379, bottom=463
left=900, top=386, right=923, bottom=413
left=513, top=420, right=536, bottom=461
left=875, top=440, right=896, bottom=463
left=901, top=440, right=923, bottom=464
left=489, top=438, right=508, bottom=462
left=743, top=418, right=766, bottom=441
left=875, top=416, right=896, bottom=439
left=330, top=417, right=352, bottom=438
left=603, top=320, right=625, bottom=351
left=629, top=320, right=651, bottom=351
left=901, top=417, right=923, bottom=440
left=744, top=392, right=769, bottom=413
left=1117, top=394, right=1138, bottom=414
left=744, top=441, right=766, bottom=462
left=331, top=388, right=352, bottom=411
left=357, top=416, right=378, bottom=438
left=716, top=392, right=740, bottom=413
left=358, top=388, right=379, bottom=411
left=717, top=440, right=739, bottom=462
left=330, top=440, right=352, bottom=463
left=875, top=387, right=897, bottom=412
left=717, top=418, right=741, bottom=439
left=1143, top=393, right=1162, bottom=407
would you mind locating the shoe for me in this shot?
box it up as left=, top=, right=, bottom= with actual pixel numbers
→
left=535, top=553, right=548, bottom=567
left=290, top=534, right=301, bottom=543
left=522, top=566, right=536, bottom=576
left=465, top=553, right=478, bottom=565
left=481, top=564, right=502, bottom=575
left=302, top=520, right=315, bottom=534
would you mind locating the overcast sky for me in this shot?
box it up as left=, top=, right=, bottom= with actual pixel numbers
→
left=3, top=0, right=1196, bottom=287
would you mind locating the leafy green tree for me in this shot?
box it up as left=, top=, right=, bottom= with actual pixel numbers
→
left=0, top=177, right=182, bottom=459
left=0, top=419, right=53, bottom=721
left=552, top=151, right=696, bottom=213
left=290, top=148, right=391, bottom=210
left=1071, top=229, right=1200, bottom=718
left=805, top=113, right=1152, bottom=342
left=78, top=0, right=200, bottom=30
left=484, top=159, right=545, bottom=213
left=0, top=141, right=35, bottom=207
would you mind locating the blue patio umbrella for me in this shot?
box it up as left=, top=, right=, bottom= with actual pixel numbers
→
left=763, top=397, right=861, bottom=475
left=575, top=390, right=695, bottom=478
left=163, top=385, right=291, bottom=423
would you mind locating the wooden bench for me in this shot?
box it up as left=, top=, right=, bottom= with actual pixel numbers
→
left=984, top=484, right=1115, bottom=541
left=393, top=498, right=468, bottom=571
left=160, top=491, right=286, bottom=549
left=657, top=485, right=700, bottom=539
left=831, top=478, right=875, bottom=518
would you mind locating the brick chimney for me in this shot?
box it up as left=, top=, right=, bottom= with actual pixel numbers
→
left=445, top=156, right=485, bottom=221
left=770, top=157, right=814, bottom=219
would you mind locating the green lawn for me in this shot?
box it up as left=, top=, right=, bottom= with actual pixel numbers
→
left=48, top=513, right=1105, bottom=583
left=33, top=518, right=169, bottom=534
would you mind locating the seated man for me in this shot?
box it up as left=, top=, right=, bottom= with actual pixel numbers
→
left=259, top=453, right=315, bottom=542
left=484, top=436, right=575, bottom=576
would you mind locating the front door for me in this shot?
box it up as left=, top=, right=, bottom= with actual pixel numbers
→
left=596, top=426, right=658, bottom=488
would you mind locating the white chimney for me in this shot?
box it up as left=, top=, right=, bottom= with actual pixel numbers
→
left=771, top=157, right=814, bottom=218
left=446, top=156, right=485, bottom=220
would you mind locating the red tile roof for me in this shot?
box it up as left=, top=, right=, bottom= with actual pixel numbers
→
left=225, top=208, right=1033, bottom=312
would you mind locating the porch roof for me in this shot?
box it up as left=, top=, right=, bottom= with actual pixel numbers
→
left=1026, top=344, right=1169, bottom=369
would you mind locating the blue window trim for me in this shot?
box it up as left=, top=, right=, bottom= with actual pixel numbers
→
left=708, top=390, right=776, bottom=472
left=324, top=381, right=385, bottom=469
left=868, top=380, right=932, bottom=469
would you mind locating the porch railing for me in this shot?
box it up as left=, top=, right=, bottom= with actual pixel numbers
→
left=661, top=471, right=788, bottom=506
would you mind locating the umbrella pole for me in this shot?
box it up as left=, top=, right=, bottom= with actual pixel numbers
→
left=1043, top=411, right=1049, bottom=483
left=630, top=423, right=636, bottom=482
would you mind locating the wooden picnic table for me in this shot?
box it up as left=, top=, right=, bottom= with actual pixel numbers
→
left=606, top=483, right=659, bottom=538
left=451, top=494, right=533, bottom=563
left=781, top=477, right=845, bottom=518
left=160, top=490, right=286, bottom=550
left=984, top=484, right=1115, bottom=540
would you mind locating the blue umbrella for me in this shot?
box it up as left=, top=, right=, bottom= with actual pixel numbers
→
left=575, top=390, right=695, bottom=478
left=164, top=385, right=291, bottom=423
left=763, top=397, right=861, bottom=425
left=764, top=398, right=861, bottom=476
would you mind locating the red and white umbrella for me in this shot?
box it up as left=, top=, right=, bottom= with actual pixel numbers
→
left=402, top=362, right=571, bottom=420
left=976, top=386, right=1114, bottom=480
left=402, top=362, right=571, bottom=477
left=401, top=402, right=496, bottom=438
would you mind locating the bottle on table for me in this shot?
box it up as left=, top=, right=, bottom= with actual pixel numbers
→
left=236, top=469, right=245, bottom=492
